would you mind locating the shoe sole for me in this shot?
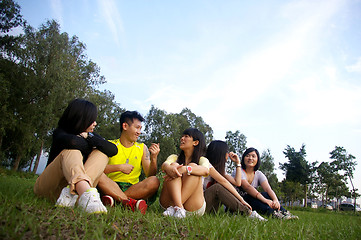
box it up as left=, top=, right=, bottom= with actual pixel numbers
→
left=136, top=200, right=147, bottom=215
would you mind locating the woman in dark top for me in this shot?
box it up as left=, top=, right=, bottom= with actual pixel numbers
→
left=34, top=99, right=117, bottom=214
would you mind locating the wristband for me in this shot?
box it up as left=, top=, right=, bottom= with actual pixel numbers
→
left=186, top=166, right=192, bottom=175
left=256, top=192, right=260, bottom=199
left=236, top=163, right=241, bottom=168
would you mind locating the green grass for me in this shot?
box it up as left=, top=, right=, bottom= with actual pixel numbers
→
left=0, top=168, right=360, bottom=239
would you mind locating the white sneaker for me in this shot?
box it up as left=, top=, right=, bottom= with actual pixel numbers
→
left=249, top=211, right=267, bottom=221
left=282, top=210, right=299, bottom=220
left=272, top=210, right=285, bottom=219
left=173, top=206, right=186, bottom=218
left=55, top=186, right=78, bottom=207
left=163, top=206, right=175, bottom=216
left=77, top=188, right=107, bottom=214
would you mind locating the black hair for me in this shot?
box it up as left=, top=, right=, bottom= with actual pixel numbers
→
left=206, top=140, right=228, bottom=177
left=58, top=99, right=97, bottom=135
left=120, top=111, right=145, bottom=132
left=241, top=147, right=261, bottom=171
left=177, top=128, right=206, bottom=165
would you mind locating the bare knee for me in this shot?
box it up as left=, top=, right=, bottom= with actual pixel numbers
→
left=147, top=176, right=160, bottom=191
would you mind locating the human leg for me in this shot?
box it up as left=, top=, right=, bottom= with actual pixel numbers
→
left=34, top=149, right=91, bottom=201
left=83, top=150, right=109, bottom=188
left=159, top=176, right=182, bottom=208
left=204, top=183, right=251, bottom=215
left=97, top=173, right=128, bottom=202
left=181, top=174, right=205, bottom=212
left=34, top=149, right=106, bottom=213
left=243, top=193, right=274, bottom=215
left=124, top=176, right=160, bottom=200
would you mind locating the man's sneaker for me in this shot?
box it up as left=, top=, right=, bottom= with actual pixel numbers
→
left=77, top=188, right=107, bottom=214
left=249, top=211, right=267, bottom=221
left=163, top=206, right=175, bottom=216
left=272, top=210, right=285, bottom=219
left=55, top=186, right=78, bottom=208
left=136, top=199, right=148, bottom=215
left=282, top=210, right=299, bottom=220
left=101, top=195, right=114, bottom=207
left=173, top=206, right=186, bottom=218
left=122, top=198, right=148, bottom=215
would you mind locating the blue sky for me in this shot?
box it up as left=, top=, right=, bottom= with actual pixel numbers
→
left=17, top=0, right=361, bottom=203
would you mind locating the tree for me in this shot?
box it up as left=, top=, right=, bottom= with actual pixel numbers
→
left=316, top=162, right=345, bottom=205
left=0, top=0, right=24, bottom=34
left=177, top=108, right=213, bottom=145
left=0, top=0, right=25, bottom=162
left=225, top=130, right=247, bottom=174
left=259, top=149, right=279, bottom=193
left=142, top=106, right=213, bottom=171
left=280, top=144, right=312, bottom=207
left=1, top=19, right=109, bottom=171
left=0, top=0, right=25, bottom=55
left=330, top=146, right=358, bottom=212
left=280, top=180, right=303, bottom=207
left=88, top=89, right=125, bottom=140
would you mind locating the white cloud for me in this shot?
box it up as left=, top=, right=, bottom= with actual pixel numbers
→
left=346, top=57, right=361, bottom=72
left=97, top=0, right=124, bottom=47
left=290, top=67, right=361, bottom=126
left=50, top=0, right=63, bottom=26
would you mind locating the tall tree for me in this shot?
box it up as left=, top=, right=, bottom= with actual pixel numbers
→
left=280, top=144, right=312, bottom=207
left=1, top=19, right=107, bottom=171
left=316, top=162, right=345, bottom=205
left=0, top=0, right=25, bottom=161
left=330, top=146, right=358, bottom=212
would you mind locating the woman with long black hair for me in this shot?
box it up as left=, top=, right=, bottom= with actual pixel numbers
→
left=159, top=128, right=209, bottom=218
left=34, top=99, right=117, bottom=214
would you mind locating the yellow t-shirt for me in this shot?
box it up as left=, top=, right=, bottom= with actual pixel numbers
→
left=164, top=154, right=210, bottom=176
left=106, top=139, right=144, bottom=185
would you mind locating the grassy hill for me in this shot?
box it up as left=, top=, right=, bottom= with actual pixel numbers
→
left=0, top=168, right=360, bottom=239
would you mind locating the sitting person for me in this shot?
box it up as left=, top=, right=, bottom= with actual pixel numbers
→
left=159, top=128, right=209, bottom=218
left=34, top=99, right=118, bottom=214
left=234, top=147, right=298, bottom=219
left=204, top=140, right=266, bottom=221
left=97, top=111, right=160, bottom=215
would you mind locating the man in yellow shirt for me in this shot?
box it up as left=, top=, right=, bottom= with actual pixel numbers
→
left=97, top=111, right=160, bottom=214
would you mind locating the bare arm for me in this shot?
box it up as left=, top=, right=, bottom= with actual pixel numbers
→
left=104, top=163, right=134, bottom=174
left=142, top=143, right=159, bottom=177
left=260, top=179, right=280, bottom=210
left=162, top=162, right=209, bottom=180
left=241, top=179, right=273, bottom=207
left=224, top=152, right=242, bottom=186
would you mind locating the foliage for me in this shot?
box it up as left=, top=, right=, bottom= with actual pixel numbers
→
left=142, top=105, right=214, bottom=170
left=281, top=180, right=304, bottom=206
left=225, top=130, right=247, bottom=174
left=280, top=144, right=314, bottom=206
left=88, top=89, right=125, bottom=140
left=259, top=149, right=280, bottom=194
left=280, top=144, right=311, bottom=184
left=329, top=146, right=358, bottom=210
left=0, top=0, right=24, bottom=34
left=0, top=1, right=114, bottom=172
